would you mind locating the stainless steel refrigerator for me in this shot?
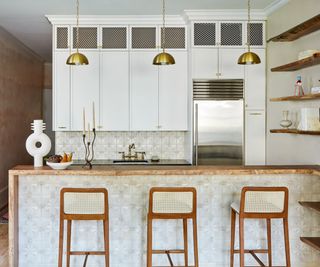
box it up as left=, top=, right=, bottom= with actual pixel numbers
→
left=193, top=79, right=244, bottom=165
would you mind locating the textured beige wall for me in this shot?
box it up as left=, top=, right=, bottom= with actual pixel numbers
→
left=0, top=26, right=43, bottom=207
left=267, top=0, right=320, bottom=164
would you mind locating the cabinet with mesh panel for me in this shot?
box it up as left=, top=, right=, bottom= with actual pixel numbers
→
left=71, top=26, right=99, bottom=49
left=192, top=21, right=265, bottom=48
left=101, top=26, right=128, bottom=49
left=159, top=26, right=186, bottom=49
left=131, top=27, right=157, bottom=49
left=55, top=26, right=70, bottom=50
left=245, top=22, right=265, bottom=47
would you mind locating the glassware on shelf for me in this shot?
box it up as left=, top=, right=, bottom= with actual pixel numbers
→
left=280, top=110, right=293, bottom=129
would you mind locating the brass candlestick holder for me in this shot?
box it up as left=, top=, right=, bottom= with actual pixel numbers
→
left=82, top=128, right=96, bottom=169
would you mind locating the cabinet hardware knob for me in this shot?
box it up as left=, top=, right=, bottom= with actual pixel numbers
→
left=58, top=126, right=67, bottom=129
left=97, top=126, right=103, bottom=129
left=249, top=113, right=262, bottom=115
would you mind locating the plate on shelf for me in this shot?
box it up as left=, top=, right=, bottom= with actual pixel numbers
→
left=46, top=161, right=73, bottom=170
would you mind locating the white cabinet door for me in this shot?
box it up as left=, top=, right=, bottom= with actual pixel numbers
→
left=54, top=52, right=70, bottom=131
left=159, top=51, right=188, bottom=131
left=244, top=49, right=266, bottom=110
left=192, top=48, right=219, bottom=79
left=245, top=110, right=265, bottom=165
left=71, top=52, right=100, bottom=131
left=219, top=48, right=245, bottom=79
left=130, top=51, right=159, bottom=131
left=101, top=52, right=129, bottom=131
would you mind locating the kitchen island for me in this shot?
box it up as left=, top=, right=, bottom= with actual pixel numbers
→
left=9, top=165, right=320, bottom=267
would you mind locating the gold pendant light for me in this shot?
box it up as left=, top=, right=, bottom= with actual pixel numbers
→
left=66, top=0, right=89, bottom=65
left=153, top=0, right=175, bottom=65
left=238, top=0, right=261, bottom=65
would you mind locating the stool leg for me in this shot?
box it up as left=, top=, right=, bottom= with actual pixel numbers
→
left=283, top=218, right=291, bottom=267
left=239, top=217, right=245, bottom=267
left=58, top=218, right=64, bottom=267
left=192, top=217, right=199, bottom=267
left=183, top=219, right=188, bottom=267
left=66, top=220, right=72, bottom=267
left=147, top=217, right=152, bottom=267
left=230, top=209, right=236, bottom=267
left=103, top=219, right=110, bottom=267
left=267, top=219, right=272, bottom=266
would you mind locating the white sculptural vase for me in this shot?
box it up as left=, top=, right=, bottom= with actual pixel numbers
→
left=26, top=120, right=52, bottom=167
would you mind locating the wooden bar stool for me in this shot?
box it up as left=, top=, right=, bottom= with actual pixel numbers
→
left=58, top=188, right=109, bottom=267
left=230, top=187, right=291, bottom=267
left=147, top=187, right=199, bottom=267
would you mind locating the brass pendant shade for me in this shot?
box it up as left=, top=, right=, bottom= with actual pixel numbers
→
left=66, top=52, right=89, bottom=65
left=66, top=0, right=89, bottom=65
left=238, top=51, right=261, bottom=65
left=153, top=52, right=175, bottom=65
left=237, top=0, right=261, bottom=65
left=153, top=0, right=175, bottom=65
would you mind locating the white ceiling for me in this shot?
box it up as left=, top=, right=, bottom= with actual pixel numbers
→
left=0, top=0, right=278, bottom=62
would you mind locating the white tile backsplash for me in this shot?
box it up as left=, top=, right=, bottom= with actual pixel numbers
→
left=55, top=131, right=187, bottom=160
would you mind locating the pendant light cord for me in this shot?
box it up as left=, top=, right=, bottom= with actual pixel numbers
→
left=76, top=0, right=80, bottom=53
left=162, top=0, right=166, bottom=52
left=247, top=0, right=251, bottom=52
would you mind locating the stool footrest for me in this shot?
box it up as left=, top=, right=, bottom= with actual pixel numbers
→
left=234, top=249, right=268, bottom=254
left=152, top=249, right=185, bottom=254
left=70, top=251, right=106, bottom=255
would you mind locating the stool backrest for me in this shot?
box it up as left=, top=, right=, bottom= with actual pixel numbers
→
left=149, top=187, right=197, bottom=219
left=240, top=187, right=289, bottom=218
left=60, top=188, right=108, bottom=220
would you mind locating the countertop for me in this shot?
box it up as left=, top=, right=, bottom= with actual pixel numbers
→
left=9, top=165, right=320, bottom=176
left=72, top=159, right=191, bottom=166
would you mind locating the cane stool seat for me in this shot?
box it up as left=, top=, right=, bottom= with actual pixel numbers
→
left=230, top=187, right=291, bottom=267
left=147, top=187, right=199, bottom=267
left=58, top=188, right=110, bottom=267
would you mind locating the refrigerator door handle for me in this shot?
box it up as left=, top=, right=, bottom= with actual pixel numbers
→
left=195, top=103, right=199, bottom=166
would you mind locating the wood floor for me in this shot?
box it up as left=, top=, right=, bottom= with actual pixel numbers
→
left=0, top=224, right=8, bottom=267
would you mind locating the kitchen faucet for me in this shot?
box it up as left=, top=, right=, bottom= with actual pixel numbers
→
left=118, top=143, right=146, bottom=161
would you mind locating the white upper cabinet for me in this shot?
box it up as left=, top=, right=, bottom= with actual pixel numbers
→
left=219, top=48, right=245, bottom=79
left=159, top=51, right=188, bottom=131
left=100, top=52, right=129, bottom=131
left=71, top=52, right=100, bottom=131
left=130, top=51, right=159, bottom=131
left=244, top=49, right=266, bottom=110
left=54, top=52, right=71, bottom=130
left=192, top=48, right=219, bottom=79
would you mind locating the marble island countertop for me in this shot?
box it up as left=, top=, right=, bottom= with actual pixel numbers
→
left=9, top=164, right=320, bottom=176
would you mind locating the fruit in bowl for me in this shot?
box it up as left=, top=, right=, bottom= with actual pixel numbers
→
left=46, top=153, right=73, bottom=170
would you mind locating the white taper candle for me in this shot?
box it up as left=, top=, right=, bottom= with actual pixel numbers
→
left=83, top=108, right=86, bottom=135
left=93, top=102, right=96, bottom=129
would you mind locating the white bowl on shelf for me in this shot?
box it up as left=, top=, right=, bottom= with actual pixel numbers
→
left=46, top=161, right=73, bottom=170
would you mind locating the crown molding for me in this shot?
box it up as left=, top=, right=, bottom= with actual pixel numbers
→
left=46, top=15, right=186, bottom=25
left=183, top=9, right=267, bottom=21
left=263, top=0, right=290, bottom=16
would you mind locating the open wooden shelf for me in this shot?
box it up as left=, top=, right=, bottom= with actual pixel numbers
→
left=300, top=237, right=320, bottom=251
left=270, top=129, right=320, bottom=135
left=299, top=201, right=320, bottom=213
left=270, top=93, right=320, bottom=102
left=271, top=53, right=320, bottom=72
left=268, top=14, right=320, bottom=42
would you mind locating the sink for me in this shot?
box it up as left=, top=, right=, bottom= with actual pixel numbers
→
left=112, top=160, right=148, bottom=165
